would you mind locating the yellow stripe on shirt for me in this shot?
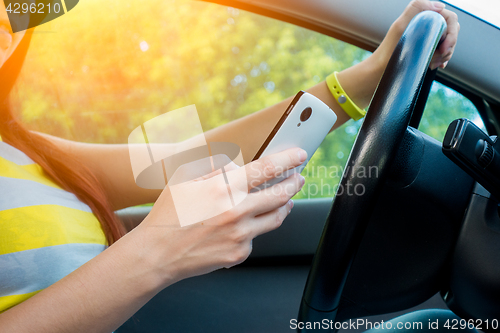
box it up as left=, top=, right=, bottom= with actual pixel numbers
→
left=0, top=290, right=41, bottom=314
left=0, top=157, right=62, bottom=189
left=0, top=205, right=107, bottom=255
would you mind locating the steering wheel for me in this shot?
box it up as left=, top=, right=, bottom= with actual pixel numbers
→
left=298, top=11, right=447, bottom=329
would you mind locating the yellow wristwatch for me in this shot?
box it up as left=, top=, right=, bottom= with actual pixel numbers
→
left=326, top=71, right=366, bottom=121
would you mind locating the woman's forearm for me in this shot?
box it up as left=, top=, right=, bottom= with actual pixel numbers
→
left=203, top=54, right=386, bottom=163
left=42, top=52, right=386, bottom=210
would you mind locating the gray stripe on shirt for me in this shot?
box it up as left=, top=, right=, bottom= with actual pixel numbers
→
left=0, top=177, right=93, bottom=213
left=0, top=142, right=35, bottom=166
left=0, top=243, right=106, bottom=296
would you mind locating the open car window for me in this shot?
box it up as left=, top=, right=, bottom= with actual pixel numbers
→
left=419, top=81, right=485, bottom=141
left=9, top=0, right=485, bottom=200
left=10, top=0, right=370, bottom=200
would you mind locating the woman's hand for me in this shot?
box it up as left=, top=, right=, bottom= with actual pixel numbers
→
left=133, top=147, right=307, bottom=286
left=376, top=0, right=460, bottom=70
left=333, top=0, right=460, bottom=116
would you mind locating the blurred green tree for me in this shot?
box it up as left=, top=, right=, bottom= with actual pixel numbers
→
left=9, top=0, right=482, bottom=199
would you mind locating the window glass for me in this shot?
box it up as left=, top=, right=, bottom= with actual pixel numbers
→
left=10, top=0, right=371, bottom=199
left=419, top=81, right=485, bottom=141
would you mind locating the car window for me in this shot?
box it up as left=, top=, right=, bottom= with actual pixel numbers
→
left=419, top=81, right=485, bottom=141
left=10, top=0, right=371, bottom=200
left=11, top=0, right=483, bottom=201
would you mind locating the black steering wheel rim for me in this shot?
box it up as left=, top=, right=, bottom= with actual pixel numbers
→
left=298, top=11, right=447, bottom=329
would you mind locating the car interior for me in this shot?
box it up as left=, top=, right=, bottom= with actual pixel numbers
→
left=9, top=0, right=500, bottom=332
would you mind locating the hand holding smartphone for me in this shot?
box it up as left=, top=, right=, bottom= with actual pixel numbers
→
left=252, top=91, right=337, bottom=190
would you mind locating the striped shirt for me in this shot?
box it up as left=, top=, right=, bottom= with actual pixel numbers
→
left=0, top=141, right=107, bottom=313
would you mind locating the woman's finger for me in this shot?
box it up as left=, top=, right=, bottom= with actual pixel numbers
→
left=249, top=200, right=294, bottom=238
left=232, top=148, right=307, bottom=191
left=240, top=172, right=304, bottom=217
left=437, top=9, right=460, bottom=65
left=401, top=0, right=446, bottom=23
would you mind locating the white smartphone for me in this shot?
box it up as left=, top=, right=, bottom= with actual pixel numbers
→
left=252, top=90, right=337, bottom=190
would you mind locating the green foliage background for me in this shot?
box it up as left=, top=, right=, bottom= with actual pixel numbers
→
left=10, top=0, right=483, bottom=199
